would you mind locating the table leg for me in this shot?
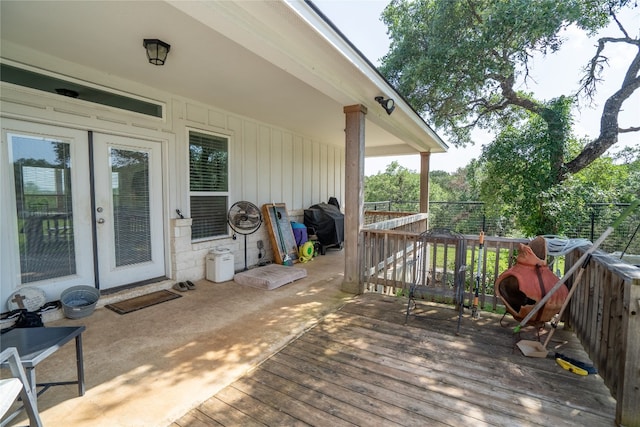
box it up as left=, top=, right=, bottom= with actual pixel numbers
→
left=75, top=334, right=85, bottom=396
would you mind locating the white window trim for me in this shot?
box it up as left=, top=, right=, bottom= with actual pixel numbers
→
left=187, top=128, right=231, bottom=242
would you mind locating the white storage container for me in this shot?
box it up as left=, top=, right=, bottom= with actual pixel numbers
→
left=206, top=248, right=235, bottom=282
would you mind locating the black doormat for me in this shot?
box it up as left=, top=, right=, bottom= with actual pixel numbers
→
left=105, top=290, right=181, bottom=315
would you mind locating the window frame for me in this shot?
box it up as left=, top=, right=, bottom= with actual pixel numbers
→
left=187, top=128, right=230, bottom=241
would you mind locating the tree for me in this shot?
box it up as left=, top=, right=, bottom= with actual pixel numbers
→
left=479, top=99, right=570, bottom=234
left=365, top=161, right=420, bottom=207
left=380, top=0, right=639, bottom=186
left=479, top=98, right=638, bottom=235
left=430, top=167, right=479, bottom=201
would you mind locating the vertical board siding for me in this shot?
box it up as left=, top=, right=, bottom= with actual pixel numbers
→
left=292, top=135, right=304, bottom=209
left=228, top=116, right=244, bottom=201
left=302, top=140, right=314, bottom=209
left=178, top=100, right=344, bottom=270
left=270, top=128, right=283, bottom=204
left=327, top=147, right=335, bottom=200
left=258, top=125, right=272, bottom=204
left=243, top=121, right=259, bottom=204
left=222, top=121, right=344, bottom=212
left=282, top=132, right=294, bottom=208
left=336, top=148, right=344, bottom=201
left=312, top=142, right=321, bottom=204
left=320, top=144, right=328, bottom=201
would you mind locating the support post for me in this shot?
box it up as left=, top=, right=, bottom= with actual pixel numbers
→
left=420, top=152, right=431, bottom=230
left=342, top=104, right=367, bottom=294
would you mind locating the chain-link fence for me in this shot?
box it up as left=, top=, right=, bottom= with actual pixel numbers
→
left=364, top=201, right=640, bottom=255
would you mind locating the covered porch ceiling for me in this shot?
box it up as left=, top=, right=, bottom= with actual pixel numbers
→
left=0, top=0, right=447, bottom=157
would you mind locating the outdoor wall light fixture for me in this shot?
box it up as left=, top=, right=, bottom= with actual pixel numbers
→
left=375, top=96, right=395, bottom=115
left=143, top=39, right=171, bottom=66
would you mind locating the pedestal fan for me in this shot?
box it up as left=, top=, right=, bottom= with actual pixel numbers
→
left=228, top=201, right=262, bottom=270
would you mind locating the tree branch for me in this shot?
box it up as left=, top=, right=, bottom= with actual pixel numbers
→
left=565, top=71, right=640, bottom=175
left=621, top=45, right=640, bottom=87
left=580, top=36, right=640, bottom=100
left=620, top=126, right=640, bottom=133
left=466, top=0, right=483, bottom=24
left=610, top=8, right=630, bottom=39
left=498, top=74, right=542, bottom=114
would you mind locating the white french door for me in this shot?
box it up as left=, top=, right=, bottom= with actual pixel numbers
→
left=92, top=133, right=165, bottom=289
left=1, top=120, right=166, bottom=298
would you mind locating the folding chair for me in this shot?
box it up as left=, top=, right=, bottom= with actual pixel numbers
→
left=1, top=347, right=42, bottom=427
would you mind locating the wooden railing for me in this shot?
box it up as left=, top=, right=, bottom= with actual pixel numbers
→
left=565, top=248, right=640, bottom=426
left=362, top=220, right=527, bottom=311
left=363, top=210, right=420, bottom=226
left=360, top=215, right=640, bottom=425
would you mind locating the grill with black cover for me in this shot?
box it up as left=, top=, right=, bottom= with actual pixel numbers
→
left=304, top=203, right=344, bottom=254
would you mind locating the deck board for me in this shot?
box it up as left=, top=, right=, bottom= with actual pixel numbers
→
left=172, top=294, right=616, bottom=427
left=257, top=358, right=406, bottom=426
left=197, top=394, right=266, bottom=427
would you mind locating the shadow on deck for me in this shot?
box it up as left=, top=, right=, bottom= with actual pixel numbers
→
left=174, top=294, right=616, bottom=427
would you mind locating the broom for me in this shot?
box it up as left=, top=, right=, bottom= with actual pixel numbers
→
left=472, top=231, right=484, bottom=320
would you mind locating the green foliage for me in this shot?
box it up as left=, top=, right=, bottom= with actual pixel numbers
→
left=479, top=98, right=639, bottom=236
left=428, top=180, right=448, bottom=202
left=380, top=0, right=627, bottom=144
left=365, top=161, right=420, bottom=204
left=365, top=161, right=479, bottom=206
left=479, top=98, right=566, bottom=234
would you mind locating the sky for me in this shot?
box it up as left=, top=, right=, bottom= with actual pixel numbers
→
left=313, top=1, right=639, bottom=176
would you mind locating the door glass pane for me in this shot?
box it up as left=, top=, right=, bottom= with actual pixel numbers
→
left=10, top=134, right=76, bottom=283
left=110, top=148, right=151, bottom=266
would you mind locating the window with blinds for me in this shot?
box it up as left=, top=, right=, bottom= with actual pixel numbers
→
left=189, top=130, right=229, bottom=240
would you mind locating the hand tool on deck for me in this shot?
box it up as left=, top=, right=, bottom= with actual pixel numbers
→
left=472, top=231, right=484, bottom=320
left=516, top=254, right=591, bottom=358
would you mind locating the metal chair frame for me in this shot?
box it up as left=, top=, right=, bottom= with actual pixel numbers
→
left=0, top=347, right=43, bottom=427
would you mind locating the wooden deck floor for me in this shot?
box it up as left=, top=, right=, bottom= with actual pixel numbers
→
left=171, top=294, right=616, bottom=427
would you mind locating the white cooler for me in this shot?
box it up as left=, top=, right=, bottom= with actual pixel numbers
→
left=206, top=248, right=235, bottom=282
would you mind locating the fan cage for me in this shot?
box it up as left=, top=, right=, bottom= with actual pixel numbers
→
left=228, top=201, right=262, bottom=235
